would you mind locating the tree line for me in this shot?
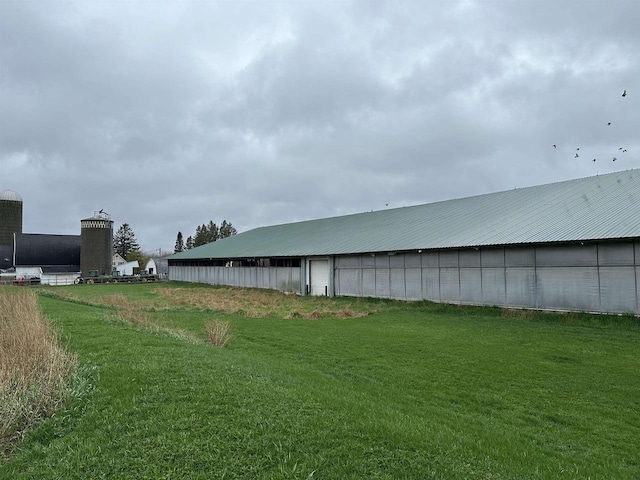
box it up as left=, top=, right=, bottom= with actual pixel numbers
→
left=174, top=220, right=237, bottom=253
left=111, top=220, right=237, bottom=261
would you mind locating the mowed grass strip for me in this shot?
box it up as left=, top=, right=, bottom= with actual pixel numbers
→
left=1, top=283, right=639, bottom=479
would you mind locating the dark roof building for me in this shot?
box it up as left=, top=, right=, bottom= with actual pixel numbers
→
left=15, top=234, right=81, bottom=273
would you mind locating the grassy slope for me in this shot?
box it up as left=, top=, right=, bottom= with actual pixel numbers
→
left=1, top=284, right=639, bottom=479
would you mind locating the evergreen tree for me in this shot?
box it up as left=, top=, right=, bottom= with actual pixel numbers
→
left=113, top=223, right=140, bottom=258
left=185, top=236, right=194, bottom=250
left=189, top=219, right=237, bottom=248
left=219, top=220, right=237, bottom=239
left=174, top=231, right=184, bottom=253
left=194, top=224, right=207, bottom=247
left=206, top=221, right=219, bottom=243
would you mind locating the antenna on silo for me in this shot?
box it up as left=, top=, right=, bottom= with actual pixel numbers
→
left=95, top=209, right=111, bottom=220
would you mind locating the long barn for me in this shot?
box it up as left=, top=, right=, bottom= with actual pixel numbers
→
left=168, top=169, right=640, bottom=315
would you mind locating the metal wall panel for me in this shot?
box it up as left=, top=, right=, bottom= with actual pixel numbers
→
left=292, top=268, right=301, bottom=292
left=460, top=268, right=482, bottom=304
left=188, top=267, right=290, bottom=293
left=336, top=256, right=361, bottom=268
left=481, top=248, right=505, bottom=268
left=481, top=268, right=506, bottom=306
left=422, top=267, right=440, bottom=301
left=390, top=269, right=406, bottom=299
left=390, top=254, right=405, bottom=269
left=405, top=253, right=421, bottom=268
left=255, top=268, right=265, bottom=288
left=536, top=244, right=597, bottom=267
left=460, top=250, right=481, bottom=267
left=440, top=251, right=458, bottom=267
left=337, top=269, right=361, bottom=296
left=506, top=267, right=536, bottom=308
left=375, top=268, right=390, bottom=297
left=262, top=268, right=271, bottom=289
left=362, top=255, right=375, bottom=268
left=405, top=268, right=422, bottom=300
left=537, top=267, right=599, bottom=311
left=599, top=267, right=637, bottom=313
left=276, top=268, right=289, bottom=291
left=440, top=268, right=459, bottom=302
left=637, top=267, right=640, bottom=310
left=269, top=267, right=278, bottom=290
left=375, top=255, right=390, bottom=268
left=598, top=243, right=634, bottom=266
left=363, top=269, right=376, bottom=297
left=505, top=247, right=535, bottom=267
left=188, top=267, right=195, bottom=282
left=422, top=252, right=439, bottom=267
left=252, top=268, right=260, bottom=287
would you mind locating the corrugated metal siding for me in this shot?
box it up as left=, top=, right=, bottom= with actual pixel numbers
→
left=169, top=265, right=302, bottom=293
left=333, top=244, right=640, bottom=314
left=170, top=169, right=640, bottom=261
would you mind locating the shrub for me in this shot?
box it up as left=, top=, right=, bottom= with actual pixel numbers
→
left=0, top=289, right=78, bottom=457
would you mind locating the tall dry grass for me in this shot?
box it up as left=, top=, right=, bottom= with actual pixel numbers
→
left=204, top=319, right=233, bottom=347
left=155, top=287, right=371, bottom=319
left=0, top=289, right=77, bottom=457
left=100, top=294, right=150, bottom=325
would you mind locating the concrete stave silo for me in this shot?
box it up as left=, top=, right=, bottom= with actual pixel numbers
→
left=0, top=190, right=23, bottom=247
left=80, top=214, right=114, bottom=276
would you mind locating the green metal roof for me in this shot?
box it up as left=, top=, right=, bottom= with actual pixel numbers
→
left=170, top=169, right=640, bottom=260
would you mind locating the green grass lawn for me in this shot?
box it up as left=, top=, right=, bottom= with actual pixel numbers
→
left=1, top=283, right=639, bottom=479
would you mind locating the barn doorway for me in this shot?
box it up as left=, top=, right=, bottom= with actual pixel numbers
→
left=309, top=259, right=329, bottom=296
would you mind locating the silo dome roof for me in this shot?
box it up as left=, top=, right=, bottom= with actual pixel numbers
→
left=0, top=190, right=23, bottom=202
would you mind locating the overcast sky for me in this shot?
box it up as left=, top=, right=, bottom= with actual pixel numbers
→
left=1, top=0, right=638, bottom=254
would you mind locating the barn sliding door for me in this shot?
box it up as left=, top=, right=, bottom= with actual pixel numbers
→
left=309, top=259, right=329, bottom=296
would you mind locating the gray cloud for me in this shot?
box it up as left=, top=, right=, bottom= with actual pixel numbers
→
left=1, top=0, right=638, bottom=252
